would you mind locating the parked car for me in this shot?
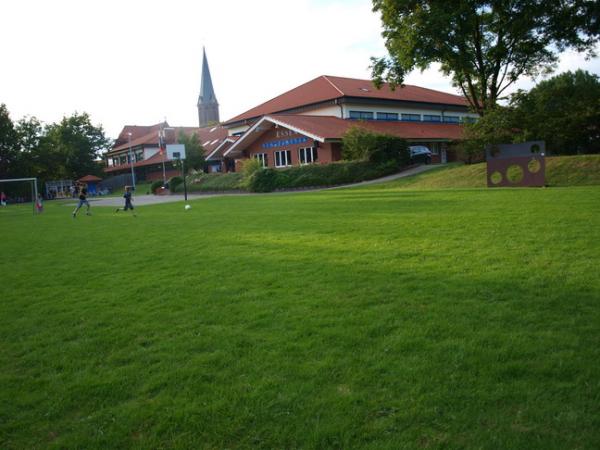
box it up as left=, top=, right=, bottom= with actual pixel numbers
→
left=409, top=145, right=432, bottom=164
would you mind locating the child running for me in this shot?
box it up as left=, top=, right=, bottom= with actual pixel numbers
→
left=36, top=193, right=44, bottom=213
left=72, top=183, right=91, bottom=217
left=115, top=186, right=136, bottom=217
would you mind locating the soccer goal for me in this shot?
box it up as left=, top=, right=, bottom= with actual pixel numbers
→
left=0, top=177, right=40, bottom=215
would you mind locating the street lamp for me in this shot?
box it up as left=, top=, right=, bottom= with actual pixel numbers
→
left=127, top=132, right=136, bottom=191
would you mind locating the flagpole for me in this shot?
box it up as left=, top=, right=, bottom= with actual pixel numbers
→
left=159, top=124, right=167, bottom=185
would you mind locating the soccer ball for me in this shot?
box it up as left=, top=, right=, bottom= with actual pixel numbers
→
left=185, top=204, right=191, bottom=210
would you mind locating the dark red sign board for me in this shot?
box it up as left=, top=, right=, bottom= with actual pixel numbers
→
left=486, top=141, right=545, bottom=187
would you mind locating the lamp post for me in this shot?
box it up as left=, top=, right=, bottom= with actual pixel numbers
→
left=127, top=132, right=136, bottom=191
left=176, top=155, right=188, bottom=202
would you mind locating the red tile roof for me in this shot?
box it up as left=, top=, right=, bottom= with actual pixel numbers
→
left=109, top=124, right=229, bottom=155
left=224, top=75, right=469, bottom=124
left=206, top=136, right=239, bottom=160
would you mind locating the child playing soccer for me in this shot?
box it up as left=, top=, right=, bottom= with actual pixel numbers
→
left=72, top=183, right=91, bottom=217
left=36, top=193, right=44, bottom=213
left=115, top=186, right=136, bottom=216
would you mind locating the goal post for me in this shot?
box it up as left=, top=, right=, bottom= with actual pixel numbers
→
left=0, top=177, right=39, bottom=215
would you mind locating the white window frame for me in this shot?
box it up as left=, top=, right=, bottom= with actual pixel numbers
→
left=298, top=147, right=318, bottom=165
left=254, top=153, right=268, bottom=167
left=275, top=150, right=292, bottom=168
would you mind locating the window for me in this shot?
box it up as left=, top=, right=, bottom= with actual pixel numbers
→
left=254, top=153, right=268, bottom=167
left=376, top=112, right=398, bottom=121
left=112, top=158, right=118, bottom=166
left=429, top=143, right=440, bottom=155
left=349, top=110, right=374, bottom=120
left=299, top=147, right=318, bottom=164
left=401, top=113, right=421, bottom=122
left=119, top=155, right=127, bottom=165
left=423, top=114, right=441, bottom=122
left=275, top=150, right=292, bottom=167
left=443, top=115, right=460, bottom=123
left=135, top=151, right=144, bottom=162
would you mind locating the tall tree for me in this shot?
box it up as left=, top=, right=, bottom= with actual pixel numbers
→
left=43, top=113, right=110, bottom=178
left=0, top=104, right=19, bottom=179
left=371, top=0, right=599, bottom=115
left=512, top=69, right=600, bottom=154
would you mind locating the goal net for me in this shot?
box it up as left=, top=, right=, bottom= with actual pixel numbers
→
left=0, top=178, right=40, bottom=215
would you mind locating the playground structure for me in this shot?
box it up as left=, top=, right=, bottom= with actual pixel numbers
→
left=77, top=175, right=103, bottom=195
left=45, top=180, right=75, bottom=199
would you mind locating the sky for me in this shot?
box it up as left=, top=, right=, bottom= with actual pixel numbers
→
left=1, top=0, right=599, bottom=139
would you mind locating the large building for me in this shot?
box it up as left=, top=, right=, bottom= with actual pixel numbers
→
left=213, top=75, right=478, bottom=170
left=105, top=52, right=479, bottom=179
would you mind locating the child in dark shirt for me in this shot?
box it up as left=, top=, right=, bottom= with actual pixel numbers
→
left=115, top=186, right=136, bottom=216
left=72, top=184, right=91, bottom=217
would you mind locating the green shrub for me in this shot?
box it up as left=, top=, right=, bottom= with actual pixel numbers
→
left=150, top=180, right=164, bottom=194
left=241, top=158, right=264, bottom=189
left=342, top=126, right=410, bottom=165
left=248, top=168, right=280, bottom=192
left=169, top=176, right=183, bottom=191
left=246, top=160, right=401, bottom=192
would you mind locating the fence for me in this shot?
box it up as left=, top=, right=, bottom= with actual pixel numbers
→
left=98, top=174, right=134, bottom=192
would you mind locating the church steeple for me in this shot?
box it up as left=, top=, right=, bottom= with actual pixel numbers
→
left=197, top=47, right=220, bottom=127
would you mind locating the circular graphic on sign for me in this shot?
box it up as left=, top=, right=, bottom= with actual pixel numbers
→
left=506, top=165, right=524, bottom=184
left=528, top=158, right=541, bottom=173
left=490, top=171, right=503, bottom=185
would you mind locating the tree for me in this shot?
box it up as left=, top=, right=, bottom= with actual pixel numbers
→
left=459, top=70, right=600, bottom=159
left=511, top=70, right=600, bottom=154
left=342, top=125, right=410, bottom=165
left=177, top=131, right=206, bottom=173
left=371, top=0, right=599, bottom=115
left=43, top=112, right=110, bottom=178
left=459, top=106, right=520, bottom=163
left=0, top=104, right=20, bottom=179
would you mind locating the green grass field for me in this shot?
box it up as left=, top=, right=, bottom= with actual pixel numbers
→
left=1, top=177, right=599, bottom=448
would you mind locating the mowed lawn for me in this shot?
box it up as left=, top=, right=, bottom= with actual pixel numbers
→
left=1, top=185, right=599, bottom=449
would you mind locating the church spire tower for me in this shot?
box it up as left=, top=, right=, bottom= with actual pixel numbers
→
left=197, top=47, right=220, bottom=127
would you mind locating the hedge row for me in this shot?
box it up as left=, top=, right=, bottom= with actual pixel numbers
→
left=247, top=160, right=401, bottom=192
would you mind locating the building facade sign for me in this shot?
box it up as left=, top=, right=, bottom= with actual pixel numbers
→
left=262, top=136, right=308, bottom=149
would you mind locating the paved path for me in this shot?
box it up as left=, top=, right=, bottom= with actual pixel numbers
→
left=323, top=164, right=436, bottom=190
left=83, top=164, right=438, bottom=207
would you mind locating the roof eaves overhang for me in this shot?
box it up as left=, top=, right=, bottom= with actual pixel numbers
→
left=205, top=138, right=235, bottom=160
left=223, top=117, right=274, bottom=158
left=223, top=115, right=327, bottom=158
